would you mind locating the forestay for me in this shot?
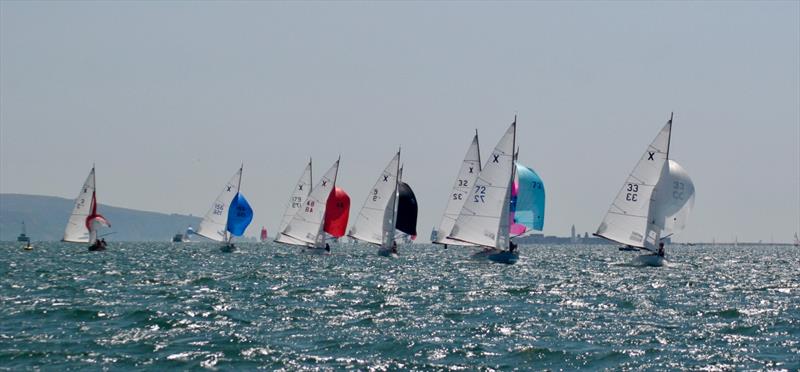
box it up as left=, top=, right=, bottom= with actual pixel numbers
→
left=275, top=160, right=313, bottom=246
left=434, top=132, right=481, bottom=246
left=197, top=167, right=242, bottom=242
left=595, top=119, right=672, bottom=248
left=448, top=121, right=516, bottom=249
left=284, top=159, right=340, bottom=247
left=348, top=151, right=400, bottom=247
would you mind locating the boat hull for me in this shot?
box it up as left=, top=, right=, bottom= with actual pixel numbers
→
left=636, top=254, right=665, bottom=267
left=377, top=248, right=398, bottom=258
left=220, top=244, right=236, bottom=253
left=304, top=247, right=331, bottom=255
left=88, top=245, right=106, bottom=252
left=472, top=249, right=519, bottom=265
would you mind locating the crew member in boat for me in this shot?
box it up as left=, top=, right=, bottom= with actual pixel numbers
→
left=325, top=243, right=331, bottom=252
left=657, top=242, right=665, bottom=257
left=391, top=241, right=398, bottom=254
left=509, top=241, right=517, bottom=253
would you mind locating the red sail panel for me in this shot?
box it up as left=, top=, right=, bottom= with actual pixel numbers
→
left=324, top=187, right=350, bottom=238
left=260, top=227, right=268, bottom=242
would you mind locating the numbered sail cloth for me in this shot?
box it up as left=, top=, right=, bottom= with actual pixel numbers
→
left=510, top=163, right=545, bottom=236
left=348, top=151, right=400, bottom=247
left=275, top=160, right=313, bottom=245
left=283, top=159, right=340, bottom=247
left=434, top=132, right=481, bottom=246
left=197, top=167, right=242, bottom=242
left=63, top=166, right=110, bottom=243
left=448, top=121, right=516, bottom=249
left=324, top=187, right=351, bottom=238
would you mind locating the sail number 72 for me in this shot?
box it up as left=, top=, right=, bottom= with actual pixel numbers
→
left=473, top=185, right=486, bottom=203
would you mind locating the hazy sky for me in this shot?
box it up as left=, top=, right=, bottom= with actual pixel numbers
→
left=1, top=1, right=798, bottom=243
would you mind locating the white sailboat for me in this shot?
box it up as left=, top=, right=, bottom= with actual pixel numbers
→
left=348, top=150, right=401, bottom=256
left=433, top=130, right=482, bottom=248
left=448, top=119, right=518, bottom=264
left=595, top=113, right=696, bottom=266
left=794, top=233, right=799, bottom=247
left=63, top=166, right=111, bottom=251
left=196, top=165, right=254, bottom=252
left=275, top=159, right=313, bottom=247
left=282, top=158, right=341, bottom=253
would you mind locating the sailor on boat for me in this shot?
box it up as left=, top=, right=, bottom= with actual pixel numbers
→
left=657, top=242, right=665, bottom=257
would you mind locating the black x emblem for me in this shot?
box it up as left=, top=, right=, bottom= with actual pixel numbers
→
left=492, top=154, right=500, bottom=163
left=469, top=167, right=474, bottom=174
left=226, top=185, right=232, bottom=191
left=383, top=175, right=389, bottom=182
left=322, top=181, right=328, bottom=187
left=647, top=152, right=655, bottom=161
left=298, top=185, right=303, bottom=191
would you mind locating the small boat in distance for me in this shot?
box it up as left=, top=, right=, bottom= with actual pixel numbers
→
left=794, top=233, right=799, bottom=247
left=594, top=113, right=696, bottom=267
left=196, top=165, right=254, bottom=252
left=17, top=221, right=30, bottom=243
left=260, top=227, right=268, bottom=243
left=63, top=166, right=111, bottom=251
left=448, top=118, right=519, bottom=264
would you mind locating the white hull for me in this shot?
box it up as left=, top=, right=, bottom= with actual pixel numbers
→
left=635, top=254, right=665, bottom=267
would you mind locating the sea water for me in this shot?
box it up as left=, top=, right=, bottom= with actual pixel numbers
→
left=1, top=242, right=798, bottom=370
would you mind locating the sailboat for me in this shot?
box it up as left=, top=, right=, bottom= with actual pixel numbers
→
left=448, top=118, right=519, bottom=264
left=434, top=131, right=482, bottom=248
left=260, top=227, right=268, bottom=243
left=17, top=221, right=31, bottom=243
left=594, top=113, right=696, bottom=267
left=275, top=159, right=313, bottom=246
left=280, top=158, right=349, bottom=253
left=196, top=165, right=254, bottom=252
left=348, top=149, right=403, bottom=256
left=794, top=233, right=799, bottom=247
left=63, top=166, right=111, bottom=251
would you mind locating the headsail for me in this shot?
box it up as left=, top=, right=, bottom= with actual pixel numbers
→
left=283, top=159, right=340, bottom=247
left=64, top=167, right=109, bottom=243
left=434, top=132, right=481, bottom=246
left=448, top=120, right=516, bottom=249
left=510, top=163, right=545, bottom=235
left=260, top=227, right=268, bottom=242
left=651, top=160, right=695, bottom=237
left=348, top=150, right=400, bottom=247
left=324, top=187, right=351, bottom=238
left=595, top=118, right=672, bottom=248
left=197, top=167, right=242, bottom=242
left=226, top=192, right=253, bottom=237
left=396, top=181, right=418, bottom=236
left=275, top=160, right=313, bottom=245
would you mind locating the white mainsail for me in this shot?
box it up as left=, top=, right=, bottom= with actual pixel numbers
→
left=283, top=159, right=340, bottom=247
left=595, top=117, right=672, bottom=248
left=348, top=150, right=400, bottom=247
left=434, top=131, right=482, bottom=246
left=651, top=160, right=695, bottom=237
left=64, top=167, right=107, bottom=243
left=197, top=167, right=242, bottom=242
left=275, top=160, right=313, bottom=246
left=448, top=121, right=516, bottom=249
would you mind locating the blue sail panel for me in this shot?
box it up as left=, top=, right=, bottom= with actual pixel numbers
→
left=226, top=193, right=253, bottom=237
left=515, top=164, right=545, bottom=231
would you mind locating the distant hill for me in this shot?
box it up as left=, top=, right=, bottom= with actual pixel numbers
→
left=0, top=193, right=201, bottom=241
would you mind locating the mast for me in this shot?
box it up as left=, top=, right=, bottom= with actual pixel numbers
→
left=309, top=157, right=313, bottom=193
left=666, top=112, right=673, bottom=160
left=390, top=148, right=401, bottom=247
left=475, top=128, right=482, bottom=172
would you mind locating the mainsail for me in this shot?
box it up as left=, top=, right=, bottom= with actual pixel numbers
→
left=197, top=166, right=242, bottom=242
left=348, top=150, right=401, bottom=247
left=275, top=160, right=313, bottom=245
left=448, top=120, right=516, bottom=249
left=63, top=166, right=110, bottom=243
left=324, top=187, right=351, bottom=238
left=283, top=159, right=340, bottom=247
left=434, top=132, right=481, bottom=246
left=595, top=116, right=673, bottom=249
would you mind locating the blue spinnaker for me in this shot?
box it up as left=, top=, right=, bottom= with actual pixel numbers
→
left=514, top=163, right=545, bottom=232
left=226, top=192, right=253, bottom=237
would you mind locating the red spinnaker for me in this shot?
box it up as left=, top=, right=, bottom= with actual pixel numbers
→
left=324, top=187, right=350, bottom=238
left=85, top=191, right=110, bottom=230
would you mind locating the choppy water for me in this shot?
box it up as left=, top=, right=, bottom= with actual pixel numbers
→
left=1, top=242, right=798, bottom=370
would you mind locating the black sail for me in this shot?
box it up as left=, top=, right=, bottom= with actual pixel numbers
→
left=395, top=182, right=418, bottom=236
